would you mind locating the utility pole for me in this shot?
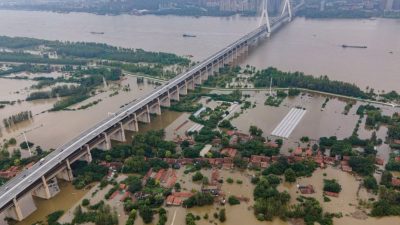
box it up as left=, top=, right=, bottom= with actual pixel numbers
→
left=269, top=77, right=273, bottom=96
left=22, top=131, right=32, bottom=156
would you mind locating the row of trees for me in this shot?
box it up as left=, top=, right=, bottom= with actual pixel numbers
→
left=0, top=36, right=190, bottom=66
left=3, top=111, right=32, bottom=127
left=251, top=67, right=369, bottom=99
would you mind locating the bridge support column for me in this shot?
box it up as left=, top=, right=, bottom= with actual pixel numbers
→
left=123, top=114, right=139, bottom=132
left=180, top=82, right=188, bottom=95
left=223, top=55, right=228, bottom=66
left=207, top=66, right=213, bottom=77
left=160, top=94, right=171, bottom=107
left=194, top=74, right=202, bottom=85
left=186, top=79, right=195, bottom=90
left=218, top=58, right=223, bottom=69
left=212, top=62, right=219, bottom=75
left=149, top=101, right=161, bottom=115
left=109, top=123, right=126, bottom=142
left=57, top=159, right=74, bottom=181
left=86, top=145, right=93, bottom=162
left=157, top=98, right=162, bottom=114
left=232, top=48, right=238, bottom=66
left=170, top=87, right=180, bottom=101
left=96, top=132, right=112, bottom=150
left=13, top=198, right=24, bottom=221
left=137, top=107, right=151, bottom=123
left=6, top=194, right=37, bottom=222
left=32, top=176, right=59, bottom=199
left=200, top=70, right=208, bottom=82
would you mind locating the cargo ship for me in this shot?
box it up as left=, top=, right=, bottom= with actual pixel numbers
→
left=341, top=44, right=367, bottom=49
left=183, top=34, right=196, bottom=38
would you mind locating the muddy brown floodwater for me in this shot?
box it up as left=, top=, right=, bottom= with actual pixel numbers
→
left=17, top=181, right=89, bottom=225
left=224, top=90, right=400, bottom=163
left=0, top=75, right=160, bottom=156
left=279, top=166, right=400, bottom=225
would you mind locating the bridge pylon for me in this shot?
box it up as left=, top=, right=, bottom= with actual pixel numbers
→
left=259, top=0, right=271, bottom=36
left=281, top=0, right=292, bottom=21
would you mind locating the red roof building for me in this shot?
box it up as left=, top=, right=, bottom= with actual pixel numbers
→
left=305, top=148, right=313, bottom=157
left=260, top=162, right=268, bottom=168
left=265, top=141, right=279, bottom=148
left=220, top=148, right=238, bottom=158
left=392, top=177, right=400, bottom=187
left=341, top=165, right=352, bottom=173
left=293, top=147, right=303, bottom=156
left=324, top=191, right=339, bottom=197
left=299, top=185, right=315, bottom=194
left=0, top=166, right=20, bottom=179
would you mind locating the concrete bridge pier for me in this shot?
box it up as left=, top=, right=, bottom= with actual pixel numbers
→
left=232, top=48, right=240, bottom=66
left=170, top=88, right=180, bottom=101
left=109, top=122, right=127, bottom=142
left=96, top=132, right=112, bottom=150
left=137, top=106, right=151, bottom=123
left=212, top=61, right=219, bottom=75
left=179, top=82, right=188, bottom=95
left=194, top=74, right=202, bottom=85
left=32, top=176, right=60, bottom=200
left=123, top=114, right=139, bottom=132
left=56, top=159, right=74, bottom=181
left=223, top=54, right=229, bottom=66
left=200, top=69, right=208, bottom=82
left=159, top=95, right=171, bottom=107
left=1, top=195, right=37, bottom=222
left=207, top=65, right=213, bottom=77
left=187, top=78, right=195, bottom=90
left=149, top=100, right=162, bottom=115
left=218, top=58, right=224, bottom=69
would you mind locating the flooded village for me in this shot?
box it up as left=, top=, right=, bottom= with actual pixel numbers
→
left=2, top=65, right=400, bottom=225
left=0, top=9, right=399, bottom=225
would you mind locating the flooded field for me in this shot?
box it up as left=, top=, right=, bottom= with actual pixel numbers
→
left=279, top=166, right=399, bottom=225
left=0, top=75, right=159, bottom=154
left=223, top=90, right=400, bottom=162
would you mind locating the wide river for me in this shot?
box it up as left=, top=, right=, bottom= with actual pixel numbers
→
left=0, top=10, right=399, bottom=225
left=0, top=10, right=399, bottom=91
left=0, top=10, right=399, bottom=151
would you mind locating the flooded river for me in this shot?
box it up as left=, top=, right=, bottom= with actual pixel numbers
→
left=0, top=11, right=398, bottom=151
left=18, top=181, right=89, bottom=225
left=0, top=10, right=399, bottom=225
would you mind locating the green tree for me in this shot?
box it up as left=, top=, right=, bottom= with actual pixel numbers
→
left=364, top=176, right=378, bottom=191
left=284, top=168, right=296, bottom=183
left=323, top=179, right=342, bottom=193
left=249, top=125, right=263, bottom=137
left=192, top=171, right=204, bottom=182
left=219, top=209, right=226, bottom=222
left=228, top=196, right=240, bottom=205
left=139, top=205, right=153, bottom=224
